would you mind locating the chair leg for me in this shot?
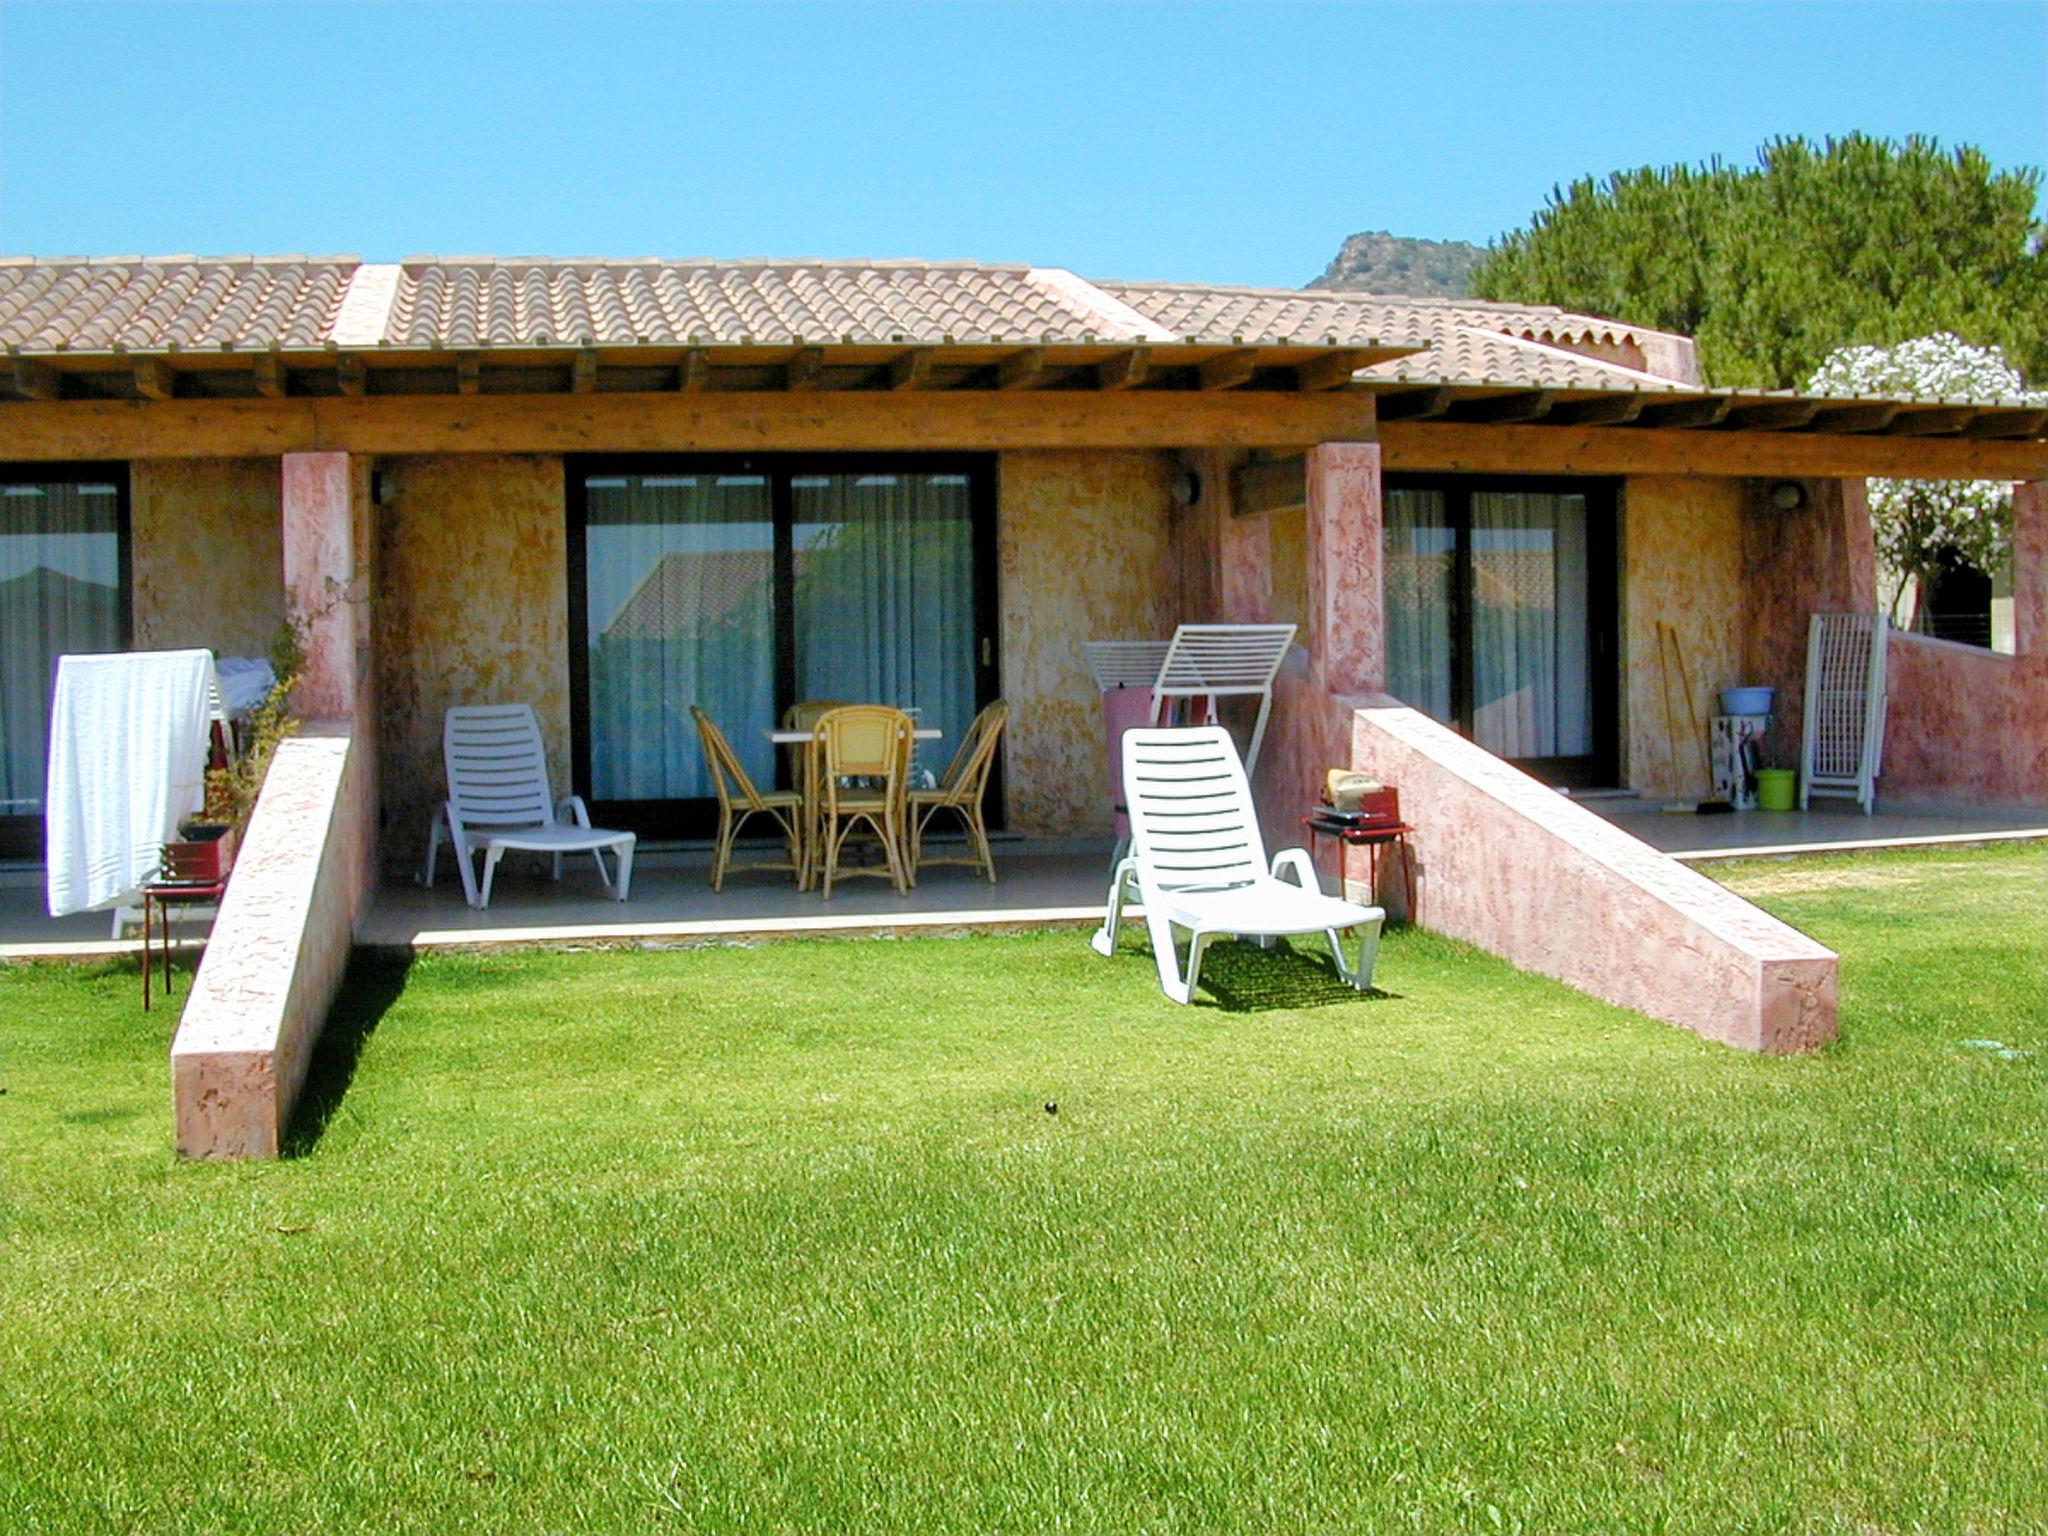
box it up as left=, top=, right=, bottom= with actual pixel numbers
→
left=1144, top=906, right=1201, bottom=1005
left=710, top=805, right=732, bottom=892
left=882, top=807, right=908, bottom=894
left=479, top=843, right=506, bottom=909
left=1326, top=916, right=1383, bottom=991
left=422, top=811, right=444, bottom=888
left=970, top=806, right=996, bottom=883
left=1089, top=857, right=1135, bottom=957
left=452, top=831, right=482, bottom=909
left=612, top=837, right=635, bottom=901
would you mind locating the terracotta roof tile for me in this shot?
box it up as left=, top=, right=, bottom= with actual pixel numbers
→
left=0, top=256, right=356, bottom=353
left=382, top=260, right=1165, bottom=348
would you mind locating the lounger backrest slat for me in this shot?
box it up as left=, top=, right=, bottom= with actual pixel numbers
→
left=445, top=704, right=557, bottom=829
left=1152, top=624, right=1296, bottom=695
left=1121, top=726, right=1267, bottom=891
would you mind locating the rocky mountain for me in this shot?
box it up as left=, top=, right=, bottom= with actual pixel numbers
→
left=1307, top=230, right=1485, bottom=298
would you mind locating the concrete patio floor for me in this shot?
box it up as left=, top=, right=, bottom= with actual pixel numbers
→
left=4, top=802, right=2045, bottom=959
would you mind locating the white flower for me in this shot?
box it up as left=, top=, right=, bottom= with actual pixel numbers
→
left=1807, top=335, right=2046, bottom=580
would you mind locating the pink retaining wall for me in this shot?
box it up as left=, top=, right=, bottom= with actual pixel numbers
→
left=1879, top=481, right=2048, bottom=807
left=1234, top=441, right=1839, bottom=1052
left=1349, top=699, right=1838, bottom=1052
left=171, top=726, right=376, bottom=1157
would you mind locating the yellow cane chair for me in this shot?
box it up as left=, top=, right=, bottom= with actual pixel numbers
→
left=692, top=706, right=807, bottom=891
left=809, top=705, right=913, bottom=898
left=909, top=699, right=1008, bottom=883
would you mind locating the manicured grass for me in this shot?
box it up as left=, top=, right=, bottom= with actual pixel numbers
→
left=2, top=843, right=2044, bottom=1533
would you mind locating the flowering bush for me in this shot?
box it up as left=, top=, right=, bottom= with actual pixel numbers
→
left=1807, top=334, right=2044, bottom=608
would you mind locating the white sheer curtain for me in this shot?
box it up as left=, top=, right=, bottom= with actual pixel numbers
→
left=791, top=472, right=976, bottom=750
left=584, top=474, right=775, bottom=801
left=1383, top=488, right=1454, bottom=722
left=1470, top=491, right=1590, bottom=759
left=1, top=480, right=123, bottom=819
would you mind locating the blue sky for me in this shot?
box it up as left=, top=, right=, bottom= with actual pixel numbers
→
left=1, top=1, right=2041, bottom=286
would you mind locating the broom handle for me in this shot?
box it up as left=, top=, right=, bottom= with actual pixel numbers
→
left=1663, top=624, right=1713, bottom=782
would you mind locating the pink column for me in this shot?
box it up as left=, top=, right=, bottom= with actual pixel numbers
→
left=281, top=452, right=365, bottom=722
left=1304, top=441, right=1384, bottom=696
left=2014, top=480, right=2048, bottom=659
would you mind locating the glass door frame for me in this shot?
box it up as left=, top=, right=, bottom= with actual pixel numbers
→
left=564, top=451, right=1003, bottom=840
left=1384, top=472, right=1621, bottom=789
left=0, top=461, right=132, bottom=861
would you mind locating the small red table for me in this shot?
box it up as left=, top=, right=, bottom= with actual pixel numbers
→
left=140, top=878, right=227, bottom=1011
left=1302, top=811, right=1416, bottom=919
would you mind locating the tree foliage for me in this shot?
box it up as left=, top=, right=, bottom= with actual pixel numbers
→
left=1471, top=135, right=2048, bottom=388
left=1807, top=334, right=2045, bottom=609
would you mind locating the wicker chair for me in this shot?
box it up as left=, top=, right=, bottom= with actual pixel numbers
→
left=809, top=705, right=913, bottom=898
left=692, top=706, right=806, bottom=891
left=909, top=699, right=1008, bottom=883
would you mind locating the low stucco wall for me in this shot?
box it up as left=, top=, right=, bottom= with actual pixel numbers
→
left=131, top=457, right=284, bottom=658
left=998, top=449, right=1178, bottom=836
left=1351, top=697, right=1838, bottom=1052
left=1882, top=632, right=2048, bottom=806
left=170, top=723, right=376, bottom=1158
left=376, top=454, right=570, bottom=862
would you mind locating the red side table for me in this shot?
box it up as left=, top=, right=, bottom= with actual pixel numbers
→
left=140, top=879, right=227, bottom=1011
left=1302, top=798, right=1416, bottom=920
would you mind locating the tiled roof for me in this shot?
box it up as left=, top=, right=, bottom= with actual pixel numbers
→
left=0, top=256, right=354, bottom=353
left=384, top=259, right=1177, bottom=348
left=1104, top=279, right=1685, bottom=390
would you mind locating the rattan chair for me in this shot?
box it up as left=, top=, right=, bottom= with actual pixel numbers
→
left=810, top=705, right=913, bottom=898
left=909, top=699, right=1008, bottom=883
left=692, top=706, right=807, bottom=891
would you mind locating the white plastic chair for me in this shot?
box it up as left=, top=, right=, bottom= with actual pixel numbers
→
left=423, top=704, right=635, bottom=909
left=1799, top=612, right=1889, bottom=813
left=1089, top=726, right=1384, bottom=1004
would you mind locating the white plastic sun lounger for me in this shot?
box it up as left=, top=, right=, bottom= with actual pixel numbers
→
left=424, top=703, right=635, bottom=909
left=1089, top=726, right=1383, bottom=1004
left=1799, top=611, right=1889, bottom=813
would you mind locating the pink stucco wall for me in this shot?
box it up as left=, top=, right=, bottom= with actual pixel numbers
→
left=1226, top=442, right=1839, bottom=1052
left=171, top=726, right=375, bottom=1157
left=171, top=451, right=379, bottom=1158
left=1879, top=481, right=2048, bottom=806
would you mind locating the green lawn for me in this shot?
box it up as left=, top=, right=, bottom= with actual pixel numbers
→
left=2, top=843, right=2044, bottom=1533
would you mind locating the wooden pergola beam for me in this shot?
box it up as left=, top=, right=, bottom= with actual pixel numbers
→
left=1231, top=454, right=1306, bottom=518
left=0, top=388, right=1384, bottom=458
left=1554, top=393, right=1645, bottom=427
left=1295, top=351, right=1369, bottom=392
left=1376, top=387, right=1455, bottom=422
left=676, top=348, right=708, bottom=392
left=1730, top=400, right=1819, bottom=431
left=786, top=347, right=824, bottom=392
left=11, top=357, right=62, bottom=401
left=253, top=354, right=286, bottom=399
left=1640, top=396, right=1732, bottom=429
left=1462, top=389, right=1556, bottom=425
left=1962, top=408, right=2048, bottom=441
left=996, top=347, right=1047, bottom=391
left=335, top=356, right=366, bottom=397
left=572, top=350, right=599, bottom=394
left=887, top=348, right=933, bottom=391
left=1197, top=350, right=1258, bottom=392
left=1380, top=420, right=2048, bottom=480
left=456, top=353, right=481, bottom=396
left=1883, top=405, right=1979, bottom=437
left=133, top=357, right=177, bottom=401
left=1097, top=347, right=1150, bottom=391
left=1809, top=402, right=1900, bottom=434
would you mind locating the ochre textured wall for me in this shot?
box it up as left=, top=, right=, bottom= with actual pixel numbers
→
left=130, top=458, right=284, bottom=658
left=376, top=455, right=569, bottom=860
left=999, top=450, right=1178, bottom=836
left=1624, top=477, right=1746, bottom=799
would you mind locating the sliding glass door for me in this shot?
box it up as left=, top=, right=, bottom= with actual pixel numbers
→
left=1384, top=476, right=1616, bottom=787
left=569, top=455, right=997, bottom=837
left=0, top=465, right=129, bottom=859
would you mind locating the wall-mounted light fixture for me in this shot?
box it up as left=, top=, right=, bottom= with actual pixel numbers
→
left=1171, top=470, right=1203, bottom=508
left=1769, top=481, right=1807, bottom=512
